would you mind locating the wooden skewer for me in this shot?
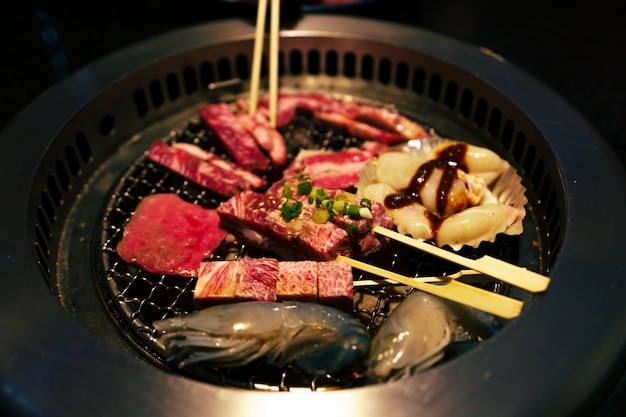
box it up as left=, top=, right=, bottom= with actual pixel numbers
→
left=373, top=226, right=551, bottom=293
left=338, top=255, right=523, bottom=319
left=353, top=269, right=480, bottom=287
left=248, top=0, right=268, bottom=117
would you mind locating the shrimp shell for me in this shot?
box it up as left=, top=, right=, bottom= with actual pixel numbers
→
left=152, top=301, right=371, bottom=376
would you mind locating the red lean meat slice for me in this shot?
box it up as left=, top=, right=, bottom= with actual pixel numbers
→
left=116, top=193, right=227, bottom=277
left=217, top=191, right=352, bottom=261
left=285, top=142, right=387, bottom=190
left=147, top=141, right=266, bottom=197
left=317, top=260, right=354, bottom=313
left=199, top=103, right=270, bottom=171
left=235, top=257, right=278, bottom=302
left=276, top=260, right=318, bottom=303
left=194, top=261, right=238, bottom=309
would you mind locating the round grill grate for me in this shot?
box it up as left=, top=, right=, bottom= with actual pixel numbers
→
left=96, top=103, right=520, bottom=390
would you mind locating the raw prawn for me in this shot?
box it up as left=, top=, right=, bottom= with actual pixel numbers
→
left=153, top=301, right=371, bottom=375
left=366, top=291, right=452, bottom=383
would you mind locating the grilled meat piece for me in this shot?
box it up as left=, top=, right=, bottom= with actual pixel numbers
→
left=199, top=103, right=271, bottom=171
left=147, top=141, right=266, bottom=197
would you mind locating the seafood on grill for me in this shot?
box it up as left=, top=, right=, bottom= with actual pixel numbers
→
left=152, top=300, right=371, bottom=375
left=357, top=138, right=527, bottom=249
left=365, top=291, right=453, bottom=383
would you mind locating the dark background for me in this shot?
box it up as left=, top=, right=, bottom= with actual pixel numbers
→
left=1, top=0, right=625, bottom=415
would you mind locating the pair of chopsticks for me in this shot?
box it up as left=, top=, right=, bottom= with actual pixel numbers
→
left=338, top=228, right=551, bottom=319
left=249, top=0, right=280, bottom=127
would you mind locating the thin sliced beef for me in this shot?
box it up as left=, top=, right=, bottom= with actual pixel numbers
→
left=285, top=142, right=387, bottom=190
left=116, top=193, right=227, bottom=277
left=258, top=92, right=361, bottom=127
left=315, top=111, right=405, bottom=144
left=199, top=103, right=270, bottom=171
left=147, top=141, right=266, bottom=197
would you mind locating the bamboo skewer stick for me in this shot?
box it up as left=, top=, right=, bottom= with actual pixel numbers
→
left=268, top=0, right=280, bottom=128
left=248, top=0, right=268, bottom=117
left=373, top=226, right=551, bottom=293
left=352, top=269, right=480, bottom=287
left=338, top=255, right=523, bottom=319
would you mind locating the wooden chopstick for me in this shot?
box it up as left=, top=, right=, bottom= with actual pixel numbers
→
left=338, top=255, right=523, bottom=319
left=268, top=0, right=280, bottom=128
left=373, top=226, right=551, bottom=293
left=248, top=0, right=268, bottom=117
left=248, top=0, right=280, bottom=127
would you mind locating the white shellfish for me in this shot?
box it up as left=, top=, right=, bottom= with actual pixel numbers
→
left=365, top=291, right=452, bottom=383
left=356, top=138, right=527, bottom=249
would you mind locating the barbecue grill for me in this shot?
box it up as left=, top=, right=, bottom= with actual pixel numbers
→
left=2, top=15, right=626, bottom=417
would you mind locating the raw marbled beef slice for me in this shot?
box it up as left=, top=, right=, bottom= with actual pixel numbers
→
left=193, top=261, right=238, bottom=309
left=317, top=261, right=354, bottom=313
left=236, top=258, right=279, bottom=302
left=276, top=261, right=318, bottom=303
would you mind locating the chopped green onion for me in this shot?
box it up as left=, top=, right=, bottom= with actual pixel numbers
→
left=312, top=208, right=330, bottom=224
left=297, top=168, right=311, bottom=182
left=322, top=199, right=334, bottom=210
left=297, top=180, right=313, bottom=196
left=332, top=200, right=345, bottom=214
left=346, top=223, right=357, bottom=236
left=359, top=207, right=373, bottom=219
left=281, top=200, right=303, bottom=221
left=281, top=182, right=293, bottom=199
left=360, top=198, right=372, bottom=209
left=336, top=192, right=355, bottom=202
left=346, top=204, right=362, bottom=218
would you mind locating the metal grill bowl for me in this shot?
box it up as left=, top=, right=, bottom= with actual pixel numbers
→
left=1, top=16, right=626, bottom=417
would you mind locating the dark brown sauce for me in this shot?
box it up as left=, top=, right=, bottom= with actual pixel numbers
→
left=383, top=143, right=468, bottom=216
